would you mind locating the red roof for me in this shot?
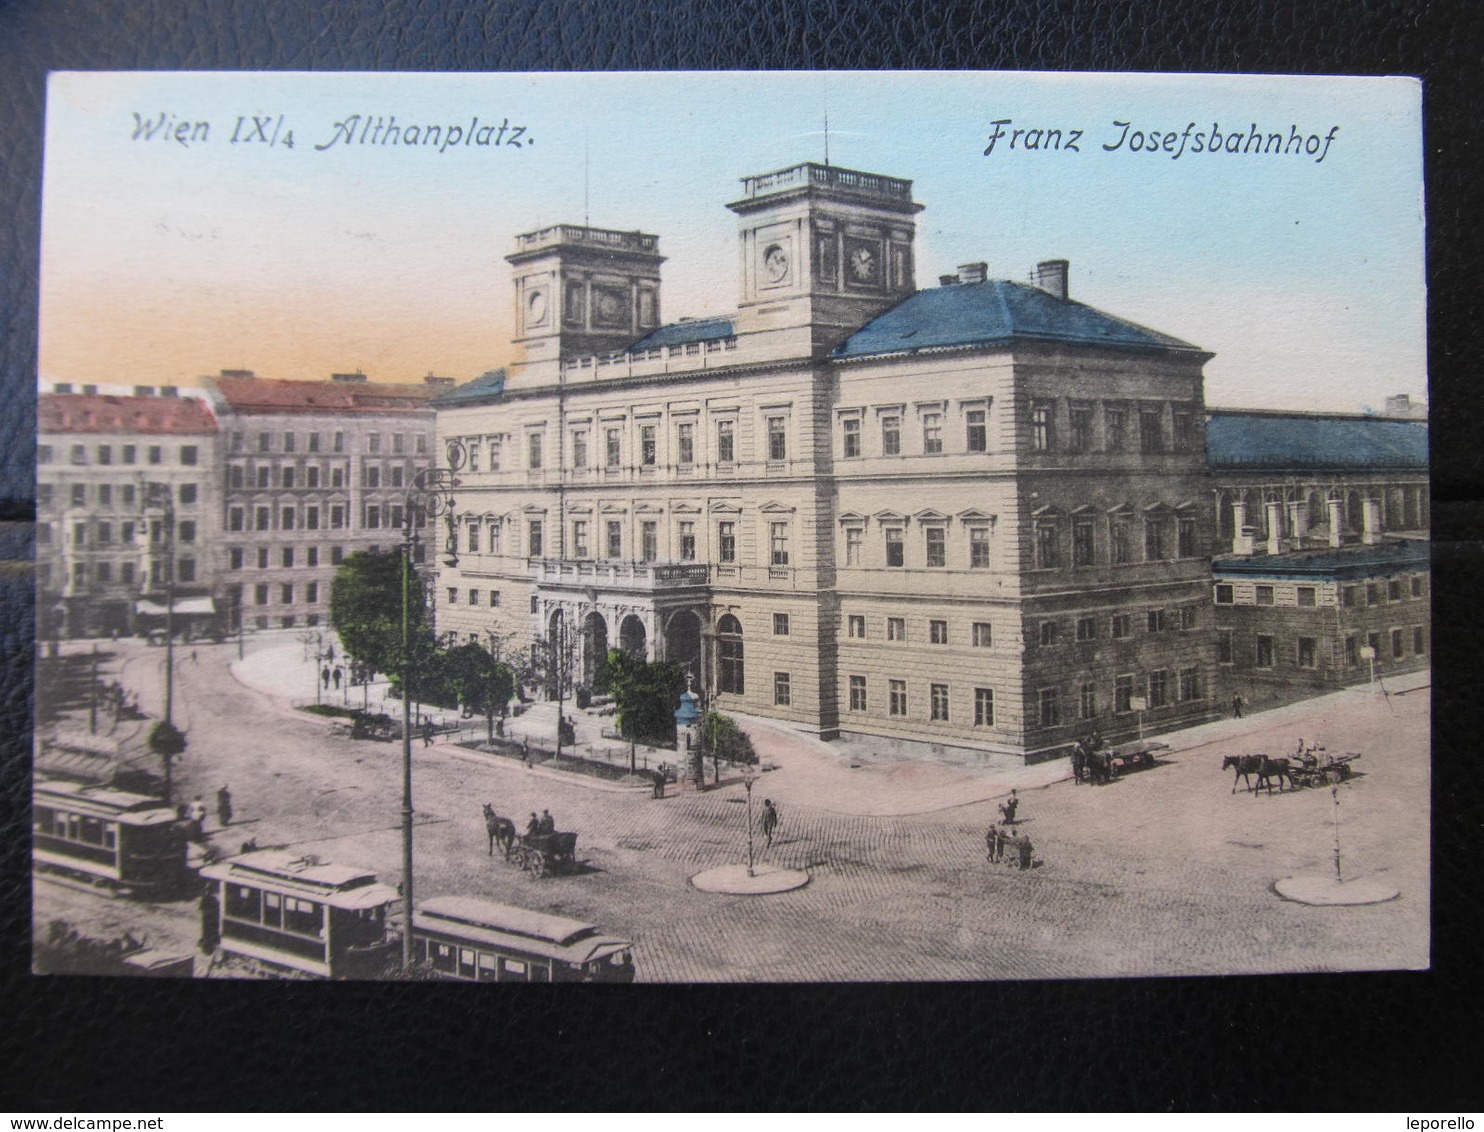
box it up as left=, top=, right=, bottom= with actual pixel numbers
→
left=39, top=394, right=219, bottom=435
left=210, top=375, right=438, bottom=415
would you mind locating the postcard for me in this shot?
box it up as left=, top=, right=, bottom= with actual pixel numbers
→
left=33, top=71, right=1426, bottom=981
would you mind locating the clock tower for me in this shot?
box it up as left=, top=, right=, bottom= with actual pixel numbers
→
left=505, top=224, right=664, bottom=384
left=727, top=162, right=923, bottom=359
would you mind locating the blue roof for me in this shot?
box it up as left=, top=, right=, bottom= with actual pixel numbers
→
left=1207, top=412, right=1428, bottom=471
left=429, top=368, right=506, bottom=408
left=1213, top=539, right=1430, bottom=579
left=832, top=279, right=1201, bottom=360
left=628, top=317, right=735, bottom=351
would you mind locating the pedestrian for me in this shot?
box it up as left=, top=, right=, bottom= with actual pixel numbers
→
left=652, top=767, right=666, bottom=799
left=1018, top=832, right=1035, bottom=871
left=994, top=825, right=1007, bottom=864
left=422, top=717, right=435, bottom=747
left=332, top=666, right=342, bottom=690
left=1232, top=694, right=1244, bottom=719
left=999, top=789, right=1019, bottom=826
left=191, top=648, right=198, bottom=664
left=186, top=795, right=208, bottom=841
left=760, top=798, right=779, bottom=847
left=538, top=809, right=555, bottom=835
left=216, top=785, right=233, bottom=827
left=985, top=824, right=997, bottom=862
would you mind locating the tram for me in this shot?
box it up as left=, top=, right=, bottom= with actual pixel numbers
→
left=200, top=850, right=400, bottom=979
left=412, top=895, right=636, bottom=983
left=32, top=776, right=189, bottom=896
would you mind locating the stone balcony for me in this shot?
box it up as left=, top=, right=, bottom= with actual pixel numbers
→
left=530, top=558, right=710, bottom=593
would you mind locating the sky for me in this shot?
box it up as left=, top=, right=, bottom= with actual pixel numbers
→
left=39, top=71, right=1425, bottom=413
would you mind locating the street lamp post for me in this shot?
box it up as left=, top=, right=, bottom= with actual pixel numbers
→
left=740, top=763, right=758, bottom=878
left=396, top=440, right=465, bottom=973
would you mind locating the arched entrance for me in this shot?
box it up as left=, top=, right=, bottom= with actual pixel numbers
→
left=664, top=609, right=703, bottom=687
left=619, top=614, right=648, bottom=660
left=582, top=611, right=609, bottom=686
left=717, top=614, right=744, bottom=694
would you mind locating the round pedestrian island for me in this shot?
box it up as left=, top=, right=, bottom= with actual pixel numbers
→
left=1273, top=874, right=1400, bottom=906
left=690, top=863, right=810, bottom=895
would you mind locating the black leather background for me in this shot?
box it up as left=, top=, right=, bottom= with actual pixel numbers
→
left=2, top=0, right=1480, bottom=1112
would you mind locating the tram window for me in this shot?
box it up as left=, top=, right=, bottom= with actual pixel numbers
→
left=283, top=897, right=322, bottom=936
left=262, top=891, right=283, bottom=929
left=103, top=826, right=116, bottom=849
left=477, top=953, right=499, bottom=981
left=33, top=806, right=54, bottom=834
left=67, top=814, right=81, bottom=841
left=501, top=958, right=528, bottom=980
left=530, top=963, right=551, bottom=983
left=458, top=948, right=478, bottom=979
left=225, top=884, right=262, bottom=921
left=78, top=816, right=107, bottom=846
left=431, top=942, right=457, bottom=973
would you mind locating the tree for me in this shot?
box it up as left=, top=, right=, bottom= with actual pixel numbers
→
left=446, top=642, right=516, bottom=743
left=596, top=650, right=687, bottom=769
left=329, top=549, right=438, bottom=684
left=147, top=719, right=186, bottom=803
left=703, top=711, right=758, bottom=765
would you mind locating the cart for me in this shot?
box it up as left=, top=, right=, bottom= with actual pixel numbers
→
left=510, top=831, right=579, bottom=878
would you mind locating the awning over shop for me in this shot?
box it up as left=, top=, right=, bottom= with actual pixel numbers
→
left=135, top=596, right=216, bottom=616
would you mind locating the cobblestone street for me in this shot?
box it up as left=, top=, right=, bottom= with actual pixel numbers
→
left=35, top=632, right=1429, bottom=981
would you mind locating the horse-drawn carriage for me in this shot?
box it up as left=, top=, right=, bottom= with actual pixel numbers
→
left=1223, top=742, right=1361, bottom=794
left=482, top=804, right=580, bottom=878
left=1073, top=738, right=1170, bottom=785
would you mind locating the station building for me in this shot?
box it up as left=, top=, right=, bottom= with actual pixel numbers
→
left=432, top=161, right=1221, bottom=761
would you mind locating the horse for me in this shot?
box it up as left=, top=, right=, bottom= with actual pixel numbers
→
left=1255, top=756, right=1295, bottom=795
left=482, top=803, right=517, bottom=859
left=1083, top=747, right=1115, bottom=786
left=1222, top=754, right=1264, bottom=794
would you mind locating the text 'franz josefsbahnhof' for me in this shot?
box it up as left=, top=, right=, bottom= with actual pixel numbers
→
left=984, top=118, right=1341, bottom=162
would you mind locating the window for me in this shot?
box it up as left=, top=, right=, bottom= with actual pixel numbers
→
left=257, top=548, right=270, bottom=569
left=73, top=521, right=87, bottom=547
left=1072, top=520, right=1094, bottom=567
left=227, top=506, right=244, bottom=532
left=257, top=432, right=272, bottom=453
left=717, top=521, right=735, bottom=563
left=1115, top=675, right=1134, bottom=714
left=1218, top=630, right=1235, bottom=664
left=122, top=485, right=135, bottom=507
left=488, top=522, right=502, bottom=555
left=280, top=583, right=294, bottom=604
left=389, top=466, right=404, bottom=489
left=929, top=619, right=948, bottom=644
left=1411, top=576, right=1424, bottom=598
left=469, top=589, right=479, bottom=606
left=229, top=548, right=244, bottom=570
left=716, top=420, right=735, bottom=463
left=1035, top=521, right=1060, bottom=569
left=306, top=506, right=320, bottom=531
left=71, top=484, right=86, bottom=507
left=974, top=687, right=995, bottom=726
left=229, top=465, right=246, bottom=488
left=96, top=562, right=112, bottom=583
left=1297, top=637, right=1316, bottom=667
left=887, top=617, right=906, bottom=642
left=925, top=527, right=946, bottom=568
left=1068, top=405, right=1091, bottom=452
left=177, top=520, right=196, bottom=543
left=885, top=527, right=904, bottom=568
left=842, top=418, right=861, bottom=458
left=331, top=547, right=345, bottom=565
left=255, top=507, right=271, bottom=531
left=641, top=521, right=658, bottom=563
left=640, top=424, right=657, bottom=466
left=773, top=613, right=790, bottom=636
left=1039, top=687, right=1060, bottom=727
left=1079, top=682, right=1097, bottom=720
left=147, top=446, right=162, bottom=465
left=1147, top=609, right=1167, bottom=634
left=1111, top=517, right=1131, bottom=564
left=606, top=428, right=622, bottom=468
left=368, top=433, right=382, bottom=455
left=528, top=520, right=543, bottom=558
left=1255, top=585, right=1275, bottom=606
left=1173, top=411, right=1194, bottom=451
left=307, top=547, right=318, bottom=567
left=1105, top=407, right=1126, bottom=452
left=486, top=437, right=500, bottom=470
left=972, top=622, right=993, bottom=648
left=1148, top=670, right=1168, bottom=707
left=1343, top=635, right=1358, bottom=666
left=281, top=507, right=295, bottom=530
left=718, top=616, right=744, bottom=694
left=490, top=591, right=501, bottom=608
left=70, top=443, right=87, bottom=466
left=969, top=527, right=990, bottom=568
left=1144, top=516, right=1169, bottom=561
left=180, top=445, right=198, bottom=466
left=607, top=520, right=623, bottom=560
left=1256, top=635, right=1274, bottom=667
left=773, top=672, right=791, bottom=706
left=121, top=562, right=134, bottom=584
left=1366, top=583, right=1379, bottom=605
left=1177, top=517, right=1196, bottom=557
left=447, top=588, right=458, bottom=604
left=330, top=506, right=345, bottom=530
left=307, top=582, right=319, bottom=604
left=571, top=521, right=587, bottom=558
left=331, top=468, right=344, bottom=488
left=889, top=680, right=907, bottom=716
left=1076, top=616, right=1097, bottom=641
left=966, top=409, right=987, bottom=453
left=922, top=413, right=943, bottom=454
left=392, top=432, right=404, bottom=455
left=1296, top=586, right=1317, bottom=608
left=1388, top=579, right=1402, bottom=601
left=571, top=430, right=588, bottom=468
left=122, top=444, right=136, bottom=464
left=97, top=444, right=112, bottom=465
left=767, top=417, right=787, bottom=462
left=1214, top=584, right=1234, bottom=605
left=848, top=615, right=865, bottom=638
left=1414, top=626, right=1426, bottom=653
left=253, top=466, right=269, bottom=489
left=332, top=431, right=344, bottom=454
left=678, top=521, right=696, bottom=561
left=527, top=433, right=543, bottom=469
left=930, top=683, right=949, bottom=721
left=1391, top=628, right=1404, bottom=659
left=845, top=526, right=863, bottom=566
left=1139, top=408, right=1162, bottom=453
left=280, top=467, right=296, bottom=490
left=1111, top=614, right=1131, bottom=639
left=849, top=675, right=867, bottom=711
left=676, top=423, right=694, bottom=465
left=1031, top=402, right=1054, bottom=451
left=881, top=415, right=901, bottom=456
left=770, top=522, right=789, bottom=566
left=1179, top=668, right=1201, bottom=701
left=1367, top=631, right=1382, bottom=659
left=306, top=432, right=320, bottom=454
left=1039, top=621, right=1059, bottom=647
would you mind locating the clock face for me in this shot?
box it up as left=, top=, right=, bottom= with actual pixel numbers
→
left=526, top=288, right=548, bottom=326
left=763, top=242, right=790, bottom=283
left=849, top=244, right=878, bottom=283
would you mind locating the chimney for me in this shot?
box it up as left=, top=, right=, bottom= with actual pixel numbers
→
left=219, top=368, right=257, bottom=378
left=1031, top=259, right=1070, bottom=300
left=134, top=385, right=155, bottom=397
left=53, top=382, right=74, bottom=394
left=939, top=274, right=960, bottom=287
left=331, top=370, right=368, bottom=384
left=956, top=262, right=988, bottom=285
left=160, top=386, right=179, bottom=398
left=423, top=375, right=456, bottom=387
